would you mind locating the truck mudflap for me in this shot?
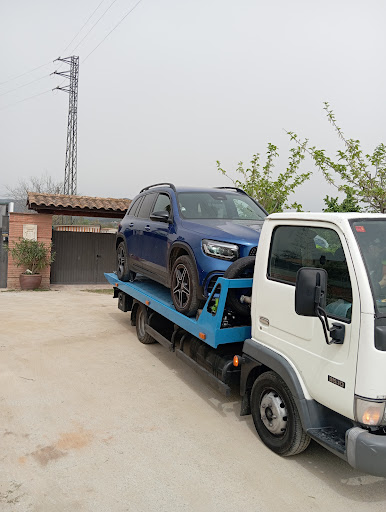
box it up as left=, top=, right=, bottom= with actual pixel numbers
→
left=346, top=427, right=386, bottom=477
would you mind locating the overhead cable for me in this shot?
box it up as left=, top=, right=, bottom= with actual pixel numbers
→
left=0, top=61, right=52, bottom=87
left=71, top=0, right=121, bottom=53
left=0, top=74, right=52, bottom=98
left=0, top=89, right=53, bottom=111
left=62, top=0, right=106, bottom=54
left=83, top=0, right=144, bottom=62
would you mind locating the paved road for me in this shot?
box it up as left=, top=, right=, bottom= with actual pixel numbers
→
left=1, top=287, right=386, bottom=512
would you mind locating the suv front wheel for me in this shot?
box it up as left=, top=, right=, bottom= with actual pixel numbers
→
left=171, top=255, right=201, bottom=316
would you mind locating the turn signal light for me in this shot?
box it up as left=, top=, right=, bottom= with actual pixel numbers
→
left=199, top=332, right=206, bottom=340
left=145, top=300, right=150, bottom=306
left=355, top=397, right=386, bottom=427
left=233, top=356, right=239, bottom=367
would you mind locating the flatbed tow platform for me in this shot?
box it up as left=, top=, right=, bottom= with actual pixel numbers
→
left=105, top=272, right=252, bottom=395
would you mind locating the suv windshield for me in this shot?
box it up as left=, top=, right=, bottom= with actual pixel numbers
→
left=351, top=219, right=386, bottom=314
left=177, top=191, right=266, bottom=221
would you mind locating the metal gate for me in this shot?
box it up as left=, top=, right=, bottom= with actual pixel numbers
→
left=51, top=231, right=116, bottom=284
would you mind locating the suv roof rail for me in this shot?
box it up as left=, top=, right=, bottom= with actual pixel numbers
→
left=215, top=186, right=248, bottom=195
left=140, top=183, right=176, bottom=193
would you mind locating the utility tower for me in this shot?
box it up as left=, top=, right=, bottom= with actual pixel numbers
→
left=54, top=56, right=79, bottom=195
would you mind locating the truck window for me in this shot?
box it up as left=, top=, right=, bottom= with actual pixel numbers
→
left=268, top=226, right=353, bottom=321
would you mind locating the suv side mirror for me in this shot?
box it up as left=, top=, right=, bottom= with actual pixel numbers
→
left=295, top=267, right=327, bottom=316
left=295, top=267, right=345, bottom=345
left=150, top=210, right=170, bottom=223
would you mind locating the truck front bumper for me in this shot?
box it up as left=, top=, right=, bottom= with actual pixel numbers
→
left=346, top=427, right=386, bottom=476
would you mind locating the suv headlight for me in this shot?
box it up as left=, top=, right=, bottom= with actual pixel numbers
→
left=202, top=240, right=239, bottom=261
left=355, top=396, right=386, bottom=427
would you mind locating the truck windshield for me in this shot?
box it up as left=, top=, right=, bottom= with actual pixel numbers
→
left=177, top=192, right=266, bottom=221
left=351, top=220, right=386, bottom=314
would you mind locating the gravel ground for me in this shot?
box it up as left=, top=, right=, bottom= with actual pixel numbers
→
left=1, top=287, right=386, bottom=512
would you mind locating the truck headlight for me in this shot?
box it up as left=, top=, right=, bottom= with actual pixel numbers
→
left=355, top=396, right=386, bottom=426
left=202, top=240, right=239, bottom=261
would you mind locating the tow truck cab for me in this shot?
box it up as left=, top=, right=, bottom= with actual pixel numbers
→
left=241, top=213, right=386, bottom=475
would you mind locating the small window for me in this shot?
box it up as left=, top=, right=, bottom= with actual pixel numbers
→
left=127, top=197, right=142, bottom=217
left=137, top=194, right=156, bottom=219
left=268, top=225, right=352, bottom=321
left=152, top=193, right=172, bottom=215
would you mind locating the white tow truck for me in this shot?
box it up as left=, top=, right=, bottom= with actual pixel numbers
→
left=106, top=212, right=386, bottom=476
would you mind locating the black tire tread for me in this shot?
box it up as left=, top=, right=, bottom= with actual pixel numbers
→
left=251, top=371, right=310, bottom=457
left=171, top=255, right=201, bottom=317
left=223, top=256, right=255, bottom=317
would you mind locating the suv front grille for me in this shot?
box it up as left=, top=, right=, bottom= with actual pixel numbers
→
left=249, top=246, right=257, bottom=256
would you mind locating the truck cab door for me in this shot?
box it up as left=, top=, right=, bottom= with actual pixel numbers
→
left=252, top=222, right=360, bottom=420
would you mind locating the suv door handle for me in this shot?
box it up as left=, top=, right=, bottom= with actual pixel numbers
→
left=129, top=223, right=134, bottom=228
left=145, top=225, right=151, bottom=231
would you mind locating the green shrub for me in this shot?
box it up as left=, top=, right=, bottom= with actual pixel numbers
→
left=10, top=238, right=55, bottom=274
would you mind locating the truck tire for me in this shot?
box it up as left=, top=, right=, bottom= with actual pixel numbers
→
left=135, top=303, right=156, bottom=344
left=250, top=371, right=310, bottom=456
left=171, top=255, right=201, bottom=317
left=223, top=256, right=255, bottom=317
left=117, top=241, right=136, bottom=282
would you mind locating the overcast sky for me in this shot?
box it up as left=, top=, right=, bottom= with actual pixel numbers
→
left=1, top=0, right=385, bottom=210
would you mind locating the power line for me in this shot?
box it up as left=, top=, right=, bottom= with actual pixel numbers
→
left=0, top=89, right=53, bottom=111
left=62, top=0, right=107, bottom=54
left=0, top=74, right=52, bottom=98
left=71, top=0, right=121, bottom=54
left=83, top=0, right=144, bottom=62
left=0, top=61, right=52, bottom=87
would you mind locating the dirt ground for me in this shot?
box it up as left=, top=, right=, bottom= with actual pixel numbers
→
left=1, top=286, right=386, bottom=512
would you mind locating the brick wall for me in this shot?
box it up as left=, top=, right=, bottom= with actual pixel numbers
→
left=7, top=213, right=53, bottom=289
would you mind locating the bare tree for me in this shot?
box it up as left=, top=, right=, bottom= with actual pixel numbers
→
left=3, top=173, right=63, bottom=212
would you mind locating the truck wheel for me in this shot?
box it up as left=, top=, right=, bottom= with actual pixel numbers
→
left=171, top=255, right=201, bottom=317
left=117, top=241, right=136, bottom=282
left=250, top=371, right=310, bottom=456
left=135, top=303, right=156, bottom=344
left=223, top=256, right=255, bottom=317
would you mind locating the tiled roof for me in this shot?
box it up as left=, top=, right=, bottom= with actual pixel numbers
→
left=27, top=193, right=131, bottom=217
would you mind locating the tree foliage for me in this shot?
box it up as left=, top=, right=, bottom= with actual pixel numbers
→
left=323, top=189, right=362, bottom=213
left=288, top=102, right=386, bottom=213
left=216, top=141, right=311, bottom=214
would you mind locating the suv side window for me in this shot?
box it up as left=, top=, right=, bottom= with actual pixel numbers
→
left=127, top=197, right=142, bottom=217
left=137, top=193, right=156, bottom=219
left=268, top=225, right=353, bottom=321
left=152, top=193, right=172, bottom=215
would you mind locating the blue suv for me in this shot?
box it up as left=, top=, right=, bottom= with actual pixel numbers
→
left=116, top=183, right=267, bottom=315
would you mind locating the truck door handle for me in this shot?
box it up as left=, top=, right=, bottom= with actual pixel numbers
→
left=129, top=223, right=134, bottom=228
left=145, top=225, right=151, bottom=231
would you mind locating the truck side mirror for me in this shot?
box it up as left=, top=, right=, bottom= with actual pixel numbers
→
left=295, top=267, right=327, bottom=316
left=295, top=267, right=344, bottom=345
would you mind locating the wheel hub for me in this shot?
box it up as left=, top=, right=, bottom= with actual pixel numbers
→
left=259, top=391, right=288, bottom=435
left=173, top=264, right=190, bottom=308
left=118, top=247, right=125, bottom=273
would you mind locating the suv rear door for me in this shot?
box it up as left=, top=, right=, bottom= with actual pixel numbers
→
left=140, top=192, right=173, bottom=283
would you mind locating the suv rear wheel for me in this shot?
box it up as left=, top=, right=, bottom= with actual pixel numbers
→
left=171, top=255, right=201, bottom=316
left=116, top=241, right=136, bottom=282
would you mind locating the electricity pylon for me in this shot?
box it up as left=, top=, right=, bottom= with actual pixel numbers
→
left=53, top=56, right=79, bottom=195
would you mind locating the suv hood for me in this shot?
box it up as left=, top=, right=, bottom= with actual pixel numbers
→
left=180, top=218, right=263, bottom=243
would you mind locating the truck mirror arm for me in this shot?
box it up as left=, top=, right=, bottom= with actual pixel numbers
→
left=316, top=306, right=345, bottom=345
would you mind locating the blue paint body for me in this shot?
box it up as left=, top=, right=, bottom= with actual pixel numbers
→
left=105, top=272, right=252, bottom=349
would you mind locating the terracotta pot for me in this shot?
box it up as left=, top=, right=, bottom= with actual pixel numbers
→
left=19, top=274, right=42, bottom=290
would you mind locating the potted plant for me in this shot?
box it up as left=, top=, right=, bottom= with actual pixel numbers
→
left=10, top=238, right=55, bottom=290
